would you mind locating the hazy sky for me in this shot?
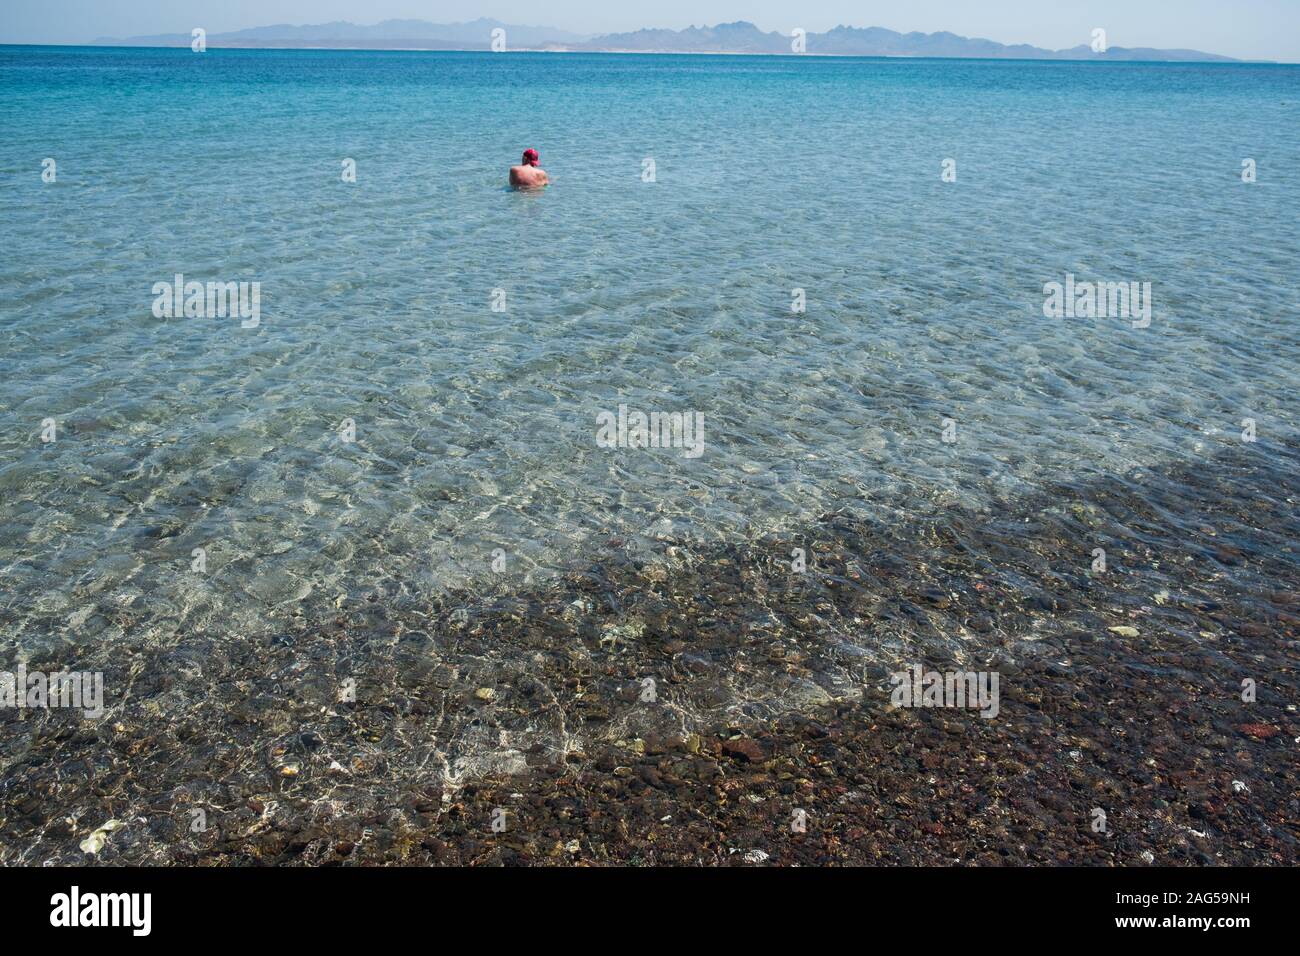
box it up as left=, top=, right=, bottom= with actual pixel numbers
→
left=3, top=0, right=1298, bottom=61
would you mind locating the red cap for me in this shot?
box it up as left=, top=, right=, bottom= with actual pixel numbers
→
left=522, top=148, right=539, bottom=166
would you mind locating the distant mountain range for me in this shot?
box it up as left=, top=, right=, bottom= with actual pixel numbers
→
left=95, top=18, right=585, bottom=51
left=92, top=18, right=1239, bottom=62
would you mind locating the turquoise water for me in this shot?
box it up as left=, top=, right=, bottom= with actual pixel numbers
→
left=1, top=46, right=1298, bottom=655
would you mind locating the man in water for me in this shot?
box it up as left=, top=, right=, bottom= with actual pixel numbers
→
left=509, top=148, right=548, bottom=189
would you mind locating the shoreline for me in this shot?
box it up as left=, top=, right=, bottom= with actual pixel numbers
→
left=2, top=438, right=1296, bottom=865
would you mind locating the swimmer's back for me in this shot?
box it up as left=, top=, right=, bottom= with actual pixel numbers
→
left=510, top=148, right=548, bottom=189
left=510, top=164, right=548, bottom=189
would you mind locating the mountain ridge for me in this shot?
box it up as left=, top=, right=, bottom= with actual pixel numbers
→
left=90, top=18, right=1241, bottom=62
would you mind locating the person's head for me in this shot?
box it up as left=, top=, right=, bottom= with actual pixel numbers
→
left=522, top=148, right=540, bottom=167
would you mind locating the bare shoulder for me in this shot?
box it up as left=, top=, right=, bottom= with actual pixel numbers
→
left=509, top=166, right=548, bottom=189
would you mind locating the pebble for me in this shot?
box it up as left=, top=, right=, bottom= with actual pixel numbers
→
left=78, top=820, right=123, bottom=855
left=722, top=738, right=767, bottom=763
left=1237, top=723, right=1280, bottom=740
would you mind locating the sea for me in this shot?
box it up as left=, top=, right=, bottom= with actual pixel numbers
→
left=0, top=47, right=1297, bottom=807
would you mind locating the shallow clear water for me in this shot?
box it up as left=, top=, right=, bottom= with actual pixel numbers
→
left=1, top=46, right=1298, bottom=654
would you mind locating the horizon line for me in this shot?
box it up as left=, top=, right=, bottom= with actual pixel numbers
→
left=20, top=18, right=1258, bottom=63
left=1, top=43, right=1287, bottom=65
